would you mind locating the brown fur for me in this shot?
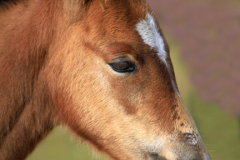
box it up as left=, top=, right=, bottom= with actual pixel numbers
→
left=0, top=0, right=210, bottom=160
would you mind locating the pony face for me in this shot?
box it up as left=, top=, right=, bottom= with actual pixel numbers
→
left=46, top=0, right=210, bottom=159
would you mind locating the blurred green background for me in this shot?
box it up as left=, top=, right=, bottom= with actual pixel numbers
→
left=26, top=39, right=240, bottom=160
left=27, top=0, right=240, bottom=160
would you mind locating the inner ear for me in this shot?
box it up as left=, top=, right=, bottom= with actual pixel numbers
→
left=82, top=0, right=92, bottom=6
left=82, top=0, right=107, bottom=7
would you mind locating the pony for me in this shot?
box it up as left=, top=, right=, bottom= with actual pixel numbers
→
left=0, top=0, right=210, bottom=159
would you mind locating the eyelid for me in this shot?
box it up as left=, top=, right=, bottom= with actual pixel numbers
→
left=111, top=55, right=132, bottom=62
left=104, top=42, right=139, bottom=61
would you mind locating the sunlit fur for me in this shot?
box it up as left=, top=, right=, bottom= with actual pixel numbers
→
left=0, top=0, right=210, bottom=160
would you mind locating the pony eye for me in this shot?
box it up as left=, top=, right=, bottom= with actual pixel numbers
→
left=108, top=60, right=137, bottom=73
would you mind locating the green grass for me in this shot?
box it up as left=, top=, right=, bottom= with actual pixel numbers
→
left=26, top=126, right=103, bottom=160
left=189, top=94, right=240, bottom=160
left=27, top=40, right=240, bottom=160
left=169, top=40, right=240, bottom=160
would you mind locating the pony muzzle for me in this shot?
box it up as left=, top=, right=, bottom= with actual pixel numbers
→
left=145, top=138, right=210, bottom=160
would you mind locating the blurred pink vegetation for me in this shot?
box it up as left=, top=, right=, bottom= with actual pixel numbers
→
left=148, top=0, right=240, bottom=116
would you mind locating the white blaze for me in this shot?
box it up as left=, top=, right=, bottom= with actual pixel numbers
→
left=136, top=12, right=167, bottom=65
left=136, top=11, right=179, bottom=94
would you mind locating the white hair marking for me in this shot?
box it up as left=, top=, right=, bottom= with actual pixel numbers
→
left=135, top=11, right=167, bottom=65
left=135, top=11, right=179, bottom=94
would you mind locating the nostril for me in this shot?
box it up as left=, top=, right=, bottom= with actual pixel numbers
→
left=149, top=153, right=167, bottom=160
left=182, top=132, right=198, bottom=146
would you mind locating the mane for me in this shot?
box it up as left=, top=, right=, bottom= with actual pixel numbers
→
left=0, top=0, right=103, bottom=12
left=0, top=0, right=140, bottom=10
left=0, top=0, right=22, bottom=8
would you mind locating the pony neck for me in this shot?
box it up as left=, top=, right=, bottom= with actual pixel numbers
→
left=0, top=0, right=60, bottom=159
